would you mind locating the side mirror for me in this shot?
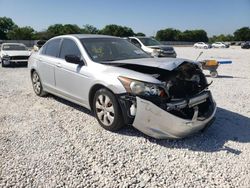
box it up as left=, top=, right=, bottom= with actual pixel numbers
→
left=65, top=55, right=84, bottom=65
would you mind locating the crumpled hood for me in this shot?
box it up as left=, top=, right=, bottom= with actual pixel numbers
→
left=2, top=50, right=31, bottom=56
left=105, top=58, right=193, bottom=71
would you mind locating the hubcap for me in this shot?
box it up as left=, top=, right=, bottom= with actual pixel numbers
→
left=32, top=73, right=41, bottom=94
left=95, top=94, right=115, bottom=126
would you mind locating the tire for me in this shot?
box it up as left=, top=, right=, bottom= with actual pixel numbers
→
left=31, top=71, right=47, bottom=96
left=1, top=60, right=7, bottom=67
left=93, top=88, right=125, bottom=131
left=210, top=71, right=218, bottom=78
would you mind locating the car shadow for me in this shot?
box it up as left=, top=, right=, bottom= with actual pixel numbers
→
left=205, top=74, right=234, bottom=78
left=50, top=95, right=93, bottom=116
left=46, top=95, right=250, bottom=154
left=118, top=107, right=250, bottom=154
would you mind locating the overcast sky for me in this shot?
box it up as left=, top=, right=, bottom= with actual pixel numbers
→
left=0, top=0, right=249, bottom=36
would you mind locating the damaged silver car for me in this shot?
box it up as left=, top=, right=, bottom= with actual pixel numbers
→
left=28, top=34, right=216, bottom=139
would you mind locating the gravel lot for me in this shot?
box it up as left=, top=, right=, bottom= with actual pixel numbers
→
left=0, top=46, right=250, bottom=187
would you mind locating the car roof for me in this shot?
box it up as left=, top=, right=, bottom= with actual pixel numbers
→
left=129, top=36, right=150, bottom=39
left=57, top=34, right=120, bottom=39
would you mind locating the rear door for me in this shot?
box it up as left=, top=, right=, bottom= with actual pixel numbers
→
left=38, top=38, right=61, bottom=90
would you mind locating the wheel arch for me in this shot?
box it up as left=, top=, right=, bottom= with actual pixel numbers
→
left=30, top=68, right=36, bottom=77
left=88, top=84, right=120, bottom=112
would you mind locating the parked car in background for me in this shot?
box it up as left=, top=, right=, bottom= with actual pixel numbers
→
left=193, top=42, right=211, bottom=49
left=212, top=42, right=229, bottom=48
left=0, top=43, right=31, bottom=67
left=127, top=36, right=177, bottom=58
left=33, top=40, right=47, bottom=52
left=29, top=34, right=216, bottom=139
left=241, top=41, right=250, bottom=49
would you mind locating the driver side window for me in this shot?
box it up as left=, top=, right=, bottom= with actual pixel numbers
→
left=59, top=38, right=82, bottom=59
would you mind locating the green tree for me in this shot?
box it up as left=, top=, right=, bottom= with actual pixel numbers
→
left=209, top=34, right=234, bottom=43
left=47, top=24, right=65, bottom=38
left=81, top=24, right=99, bottom=34
left=99, top=24, right=134, bottom=37
left=63, top=24, right=81, bottom=34
left=178, top=30, right=208, bottom=42
left=0, top=17, right=17, bottom=39
left=46, top=24, right=83, bottom=38
left=156, top=28, right=181, bottom=41
left=135, top=32, right=145, bottom=36
left=33, top=31, right=50, bottom=40
left=234, top=27, right=250, bottom=41
left=7, top=26, right=35, bottom=40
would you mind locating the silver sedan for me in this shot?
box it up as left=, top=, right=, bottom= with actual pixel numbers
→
left=28, top=34, right=216, bottom=139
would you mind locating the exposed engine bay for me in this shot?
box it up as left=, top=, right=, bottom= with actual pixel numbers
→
left=118, top=62, right=209, bottom=99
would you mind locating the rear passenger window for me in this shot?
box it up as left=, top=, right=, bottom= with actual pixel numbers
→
left=44, top=39, right=61, bottom=57
left=59, top=39, right=81, bottom=59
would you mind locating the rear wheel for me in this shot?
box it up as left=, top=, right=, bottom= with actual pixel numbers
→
left=31, top=71, right=47, bottom=96
left=93, top=88, right=125, bottom=131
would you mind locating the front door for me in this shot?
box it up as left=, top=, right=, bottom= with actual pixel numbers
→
left=54, top=38, right=91, bottom=105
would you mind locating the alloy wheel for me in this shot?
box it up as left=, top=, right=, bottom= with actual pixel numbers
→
left=32, top=72, right=41, bottom=94
left=95, top=94, right=115, bottom=126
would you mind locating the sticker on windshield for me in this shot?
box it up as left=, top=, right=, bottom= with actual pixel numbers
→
left=134, top=50, right=144, bottom=54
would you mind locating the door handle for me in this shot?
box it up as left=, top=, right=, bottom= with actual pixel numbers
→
left=56, top=63, right=61, bottom=68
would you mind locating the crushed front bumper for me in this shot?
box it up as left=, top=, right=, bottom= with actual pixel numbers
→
left=132, top=94, right=216, bottom=139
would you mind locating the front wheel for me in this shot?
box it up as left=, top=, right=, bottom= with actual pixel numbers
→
left=1, top=60, right=8, bottom=67
left=93, top=88, right=125, bottom=131
left=210, top=71, right=218, bottom=78
left=31, top=71, right=47, bottom=96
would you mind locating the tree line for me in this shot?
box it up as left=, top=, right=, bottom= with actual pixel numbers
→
left=0, top=17, right=249, bottom=42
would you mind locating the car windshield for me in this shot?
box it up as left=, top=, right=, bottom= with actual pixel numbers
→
left=80, top=38, right=151, bottom=62
left=2, top=44, right=27, bottom=51
left=138, top=37, right=162, bottom=46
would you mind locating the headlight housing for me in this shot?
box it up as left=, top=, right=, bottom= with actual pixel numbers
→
left=118, top=76, right=166, bottom=97
left=2, top=55, right=10, bottom=60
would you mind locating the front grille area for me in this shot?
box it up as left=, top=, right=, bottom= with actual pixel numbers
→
left=162, top=47, right=174, bottom=51
left=10, top=56, right=30, bottom=60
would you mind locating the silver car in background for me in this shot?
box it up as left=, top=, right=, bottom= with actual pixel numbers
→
left=128, top=37, right=177, bottom=58
left=28, top=34, right=216, bottom=139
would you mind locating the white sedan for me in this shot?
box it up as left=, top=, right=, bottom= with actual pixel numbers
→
left=193, top=42, right=210, bottom=49
left=0, top=43, right=31, bottom=67
left=212, top=42, right=229, bottom=48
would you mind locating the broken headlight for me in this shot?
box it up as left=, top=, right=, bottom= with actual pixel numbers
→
left=118, top=76, right=166, bottom=96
